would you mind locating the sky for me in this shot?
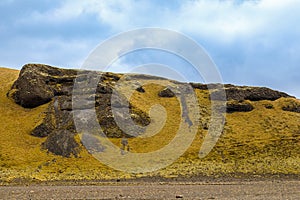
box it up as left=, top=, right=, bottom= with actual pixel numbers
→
left=0, top=0, right=299, bottom=97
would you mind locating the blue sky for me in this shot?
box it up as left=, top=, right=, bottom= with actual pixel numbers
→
left=0, top=0, right=299, bottom=97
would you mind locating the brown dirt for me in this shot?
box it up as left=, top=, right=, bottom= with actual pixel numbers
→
left=0, top=180, right=299, bottom=199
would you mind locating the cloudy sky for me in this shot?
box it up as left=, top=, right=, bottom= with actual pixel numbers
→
left=0, top=0, right=299, bottom=97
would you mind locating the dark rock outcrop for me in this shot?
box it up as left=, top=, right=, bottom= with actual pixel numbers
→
left=42, top=130, right=79, bottom=157
left=264, top=103, right=274, bottom=109
left=8, top=64, right=77, bottom=108
left=136, top=86, right=145, bottom=93
left=282, top=99, right=300, bottom=113
left=191, top=83, right=293, bottom=101
left=158, top=88, right=175, bottom=98
left=226, top=100, right=254, bottom=113
left=223, top=86, right=292, bottom=101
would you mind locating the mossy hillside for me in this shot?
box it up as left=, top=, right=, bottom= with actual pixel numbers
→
left=0, top=67, right=299, bottom=183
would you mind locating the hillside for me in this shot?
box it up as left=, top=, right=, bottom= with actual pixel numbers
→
left=0, top=64, right=299, bottom=184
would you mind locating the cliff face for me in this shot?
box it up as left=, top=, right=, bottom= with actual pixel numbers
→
left=7, top=64, right=297, bottom=157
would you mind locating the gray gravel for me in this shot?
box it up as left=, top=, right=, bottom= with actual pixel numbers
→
left=0, top=181, right=299, bottom=199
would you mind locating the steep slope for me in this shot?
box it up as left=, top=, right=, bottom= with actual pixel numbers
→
left=0, top=64, right=299, bottom=183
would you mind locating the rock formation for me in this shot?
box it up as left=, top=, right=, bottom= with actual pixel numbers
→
left=281, top=99, right=300, bottom=113
left=190, top=83, right=293, bottom=101
left=8, top=64, right=151, bottom=157
left=158, top=88, right=175, bottom=98
left=226, top=100, right=254, bottom=113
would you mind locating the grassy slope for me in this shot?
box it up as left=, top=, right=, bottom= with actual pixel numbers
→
left=0, top=68, right=299, bottom=183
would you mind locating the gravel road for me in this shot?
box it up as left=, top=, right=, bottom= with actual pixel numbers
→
left=1, top=180, right=299, bottom=199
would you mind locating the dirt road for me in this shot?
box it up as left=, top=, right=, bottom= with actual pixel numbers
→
left=1, top=181, right=299, bottom=199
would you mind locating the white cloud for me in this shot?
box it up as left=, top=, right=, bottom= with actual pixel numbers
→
left=171, top=0, right=300, bottom=43
left=2, top=0, right=300, bottom=96
left=17, top=0, right=300, bottom=43
left=37, top=0, right=299, bottom=43
left=19, top=0, right=141, bottom=27
left=14, top=0, right=300, bottom=32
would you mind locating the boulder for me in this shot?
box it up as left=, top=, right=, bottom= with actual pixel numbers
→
left=264, top=103, right=274, bottom=109
left=42, top=130, right=79, bottom=157
left=136, top=86, right=145, bottom=93
left=158, top=88, right=175, bottom=98
left=226, top=100, right=254, bottom=113
left=8, top=63, right=77, bottom=108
